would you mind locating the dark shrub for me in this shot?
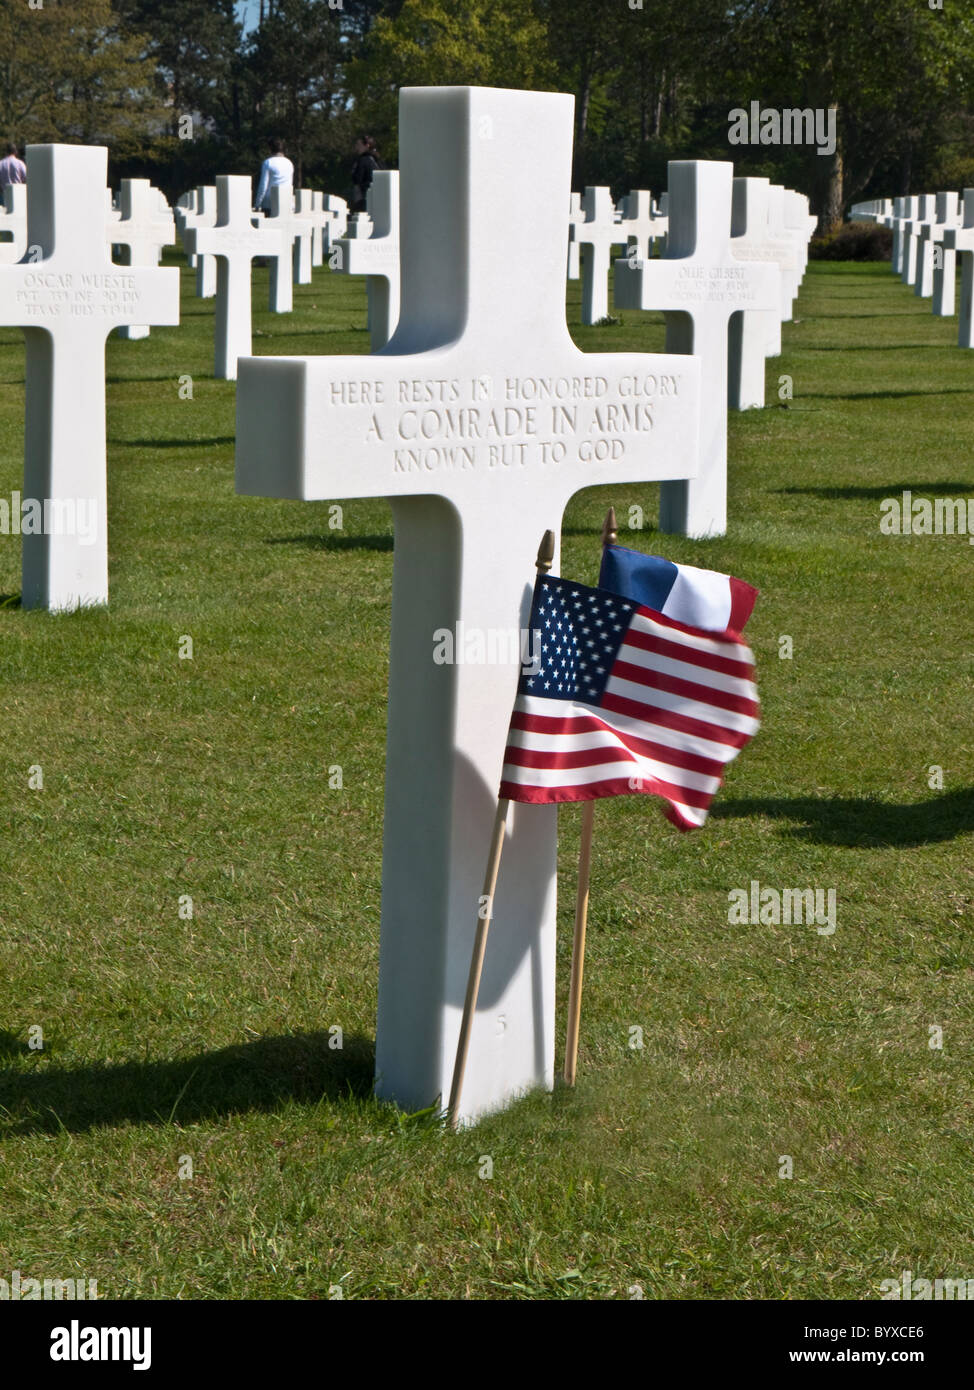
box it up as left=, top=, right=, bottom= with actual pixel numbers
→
left=810, top=222, right=893, bottom=261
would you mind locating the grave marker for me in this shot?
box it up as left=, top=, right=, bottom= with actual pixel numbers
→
left=266, top=184, right=298, bottom=312
left=175, top=185, right=218, bottom=297
left=767, top=184, right=803, bottom=321
left=111, top=179, right=176, bottom=339
left=0, top=183, right=27, bottom=265
left=617, top=189, right=667, bottom=263
left=925, top=192, right=960, bottom=313
left=235, top=86, right=701, bottom=1125
left=902, top=194, right=934, bottom=286
left=614, top=159, right=778, bottom=536
left=0, top=145, right=178, bottom=610
left=334, top=171, right=400, bottom=350
left=567, top=191, right=584, bottom=280
left=569, top=186, right=624, bottom=325
left=728, top=176, right=785, bottom=410
left=183, top=175, right=290, bottom=379
left=943, top=189, right=974, bottom=348
left=321, top=194, right=349, bottom=258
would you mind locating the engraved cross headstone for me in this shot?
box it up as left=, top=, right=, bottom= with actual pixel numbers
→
left=614, top=159, right=778, bottom=536
left=175, top=184, right=218, bottom=297
left=235, top=86, right=701, bottom=1125
left=0, top=145, right=179, bottom=610
left=334, top=170, right=400, bottom=350
left=943, top=190, right=974, bottom=348
left=110, top=179, right=176, bottom=340
left=0, top=183, right=27, bottom=264
left=183, top=174, right=290, bottom=380
left=926, top=192, right=960, bottom=314
left=569, top=185, right=624, bottom=325
left=728, top=175, right=787, bottom=408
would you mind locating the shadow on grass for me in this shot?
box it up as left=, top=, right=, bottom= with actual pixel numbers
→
left=265, top=534, right=393, bottom=552
left=712, top=787, right=974, bottom=847
left=802, top=343, right=949, bottom=353
left=110, top=436, right=235, bottom=450
left=0, top=1031, right=376, bottom=1137
left=797, top=388, right=973, bottom=402
left=104, top=374, right=217, bottom=386
left=0, top=592, right=22, bottom=609
left=777, top=480, right=974, bottom=499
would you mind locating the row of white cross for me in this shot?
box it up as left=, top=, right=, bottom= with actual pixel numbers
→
left=0, top=94, right=817, bottom=1124
left=850, top=192, right=974, bottom=345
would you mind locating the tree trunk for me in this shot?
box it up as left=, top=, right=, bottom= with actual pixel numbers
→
left=823, top=107, right=843, bottom=233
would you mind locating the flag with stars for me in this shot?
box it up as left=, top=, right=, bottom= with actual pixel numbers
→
left=499, top=571, right=760, bottom=830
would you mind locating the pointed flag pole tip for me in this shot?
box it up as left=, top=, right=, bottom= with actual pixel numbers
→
left=601, top=507, right=617, bottom=548
left=537, top=529, right=555, bottom=574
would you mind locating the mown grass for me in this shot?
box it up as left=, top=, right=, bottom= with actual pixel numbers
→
left=0, top=254, right=971, bottom=1300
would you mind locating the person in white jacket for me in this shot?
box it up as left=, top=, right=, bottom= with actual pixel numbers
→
left=254, top=138, right=294, bottom=213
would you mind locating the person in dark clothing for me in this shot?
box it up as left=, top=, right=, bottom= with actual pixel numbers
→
left=350, top=136, right=381, bottom=213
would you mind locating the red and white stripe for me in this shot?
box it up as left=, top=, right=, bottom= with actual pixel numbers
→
left=499, top=606, right=759, bottom=830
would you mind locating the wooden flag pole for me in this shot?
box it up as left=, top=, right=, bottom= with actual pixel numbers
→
left=447, top=527, right=556, bottom=1130
left=563, top=506, right=617, bottom=1086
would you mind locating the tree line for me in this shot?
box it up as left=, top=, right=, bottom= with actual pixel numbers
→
left=0, top=0, right=970, bottom=229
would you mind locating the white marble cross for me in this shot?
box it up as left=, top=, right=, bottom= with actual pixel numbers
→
left=784, top=190, right=816, bottom=279
left=235, top=85, right=701, bottom=1126
left=0, top=145, right=179, bottom=610
left=183, top=175, right=290, bottom=380
left=727, top=176, right=785, bottom=410
left=320, top=194, right=349, bottom=258
left=923, top=192, right=960, bottom=313
left=902, top=195, right=935, bottom=287
left=110, top=179, right=176, bottom=340
left=0, top=183, right=27, bottom=264
left=334, top=170, right=400, bottom=350
left=913, top=193, right=953, bottom=299
left=293, top=189, right=320, bottom=277
left=890, top=196, right=915, bottom=276
left=617, top=190, right=667, bottom=263
left=175, top=185, right=218, bottom=297
left=567, top=191, right=584, bottom=279
left=944, top=190, right=974, bottom=348
left=766, top=184, right=804, bottom=322
left=265, top=185, right=298, bottom=312
left=570, top=186, right=625, bottom=324
left=614, top=159, right=778, bottom=537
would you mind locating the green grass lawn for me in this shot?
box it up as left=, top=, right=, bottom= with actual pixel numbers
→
left=0, top=255, right=971, bottom=1300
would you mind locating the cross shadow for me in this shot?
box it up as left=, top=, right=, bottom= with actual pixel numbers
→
left=802, top=343, right=945, bottom=353
left=824, top=311, right=934, bottom=319
left=776, top=480, right=974, bottom=500
left=711, top=787, right=974, bottom=848
left=0, top=1031, right=375, bottom=1137
left=105, top=374, right=206, bottom=385
left=797, top=388, right=972, bottom=402
left=109, top=436, right=236, bottom=450
left=264, top=534, right=394, bottom=552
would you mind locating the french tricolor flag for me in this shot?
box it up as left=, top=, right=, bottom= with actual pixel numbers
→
left=599, top=545, right=758, bottom=636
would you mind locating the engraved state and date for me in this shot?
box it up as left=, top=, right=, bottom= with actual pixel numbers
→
left=13, top=271, right=141, bottom=317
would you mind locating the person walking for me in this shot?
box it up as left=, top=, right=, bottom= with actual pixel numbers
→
left=254, top=137, right=294, bottom=213
left=0, top=143, right=27, bottom=190
left=350, top=136, right=381, bottom=214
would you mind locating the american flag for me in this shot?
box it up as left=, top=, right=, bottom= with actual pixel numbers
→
left=499, top=572, right=760, bottom=830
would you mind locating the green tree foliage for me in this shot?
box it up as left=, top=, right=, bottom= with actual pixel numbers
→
left=348, top=0, right=558, bottom=162
left=0, top=0, right=970, bottom=221
left=0, top=0, right=163, bottom=159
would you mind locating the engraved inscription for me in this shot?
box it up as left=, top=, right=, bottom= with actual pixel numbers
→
left=670, top=264, right=763, bottom=305
left=16, top=271, right=142, bottom=318
left=323, top=370, right=685, bottom=475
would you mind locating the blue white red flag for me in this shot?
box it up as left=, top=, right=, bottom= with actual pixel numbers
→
left=498, top=554, right=759, bottom=830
